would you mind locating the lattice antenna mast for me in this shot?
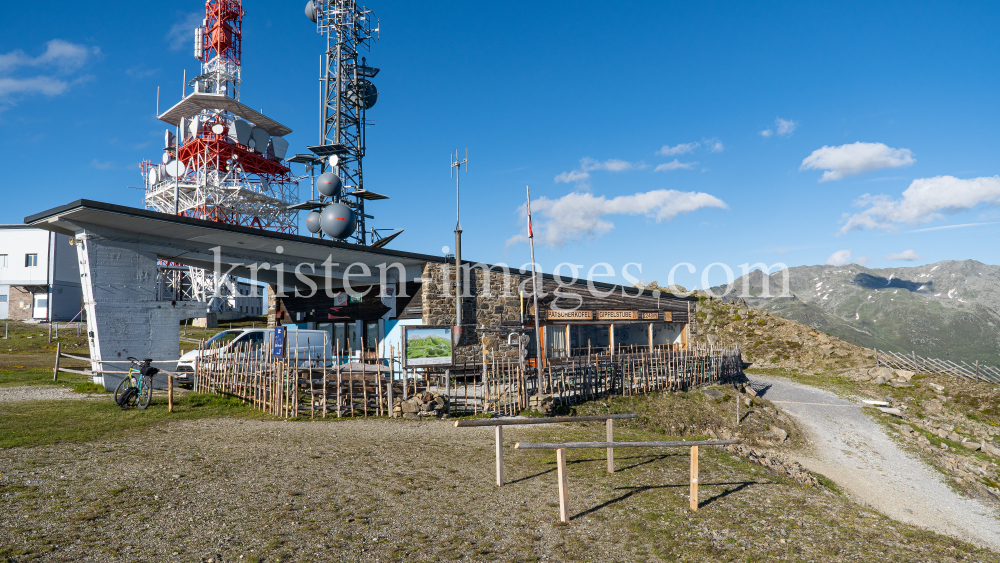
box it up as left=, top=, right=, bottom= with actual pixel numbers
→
left=311, top=0, right=379, bottom=245
left=195, top=0, right=243, bottom=100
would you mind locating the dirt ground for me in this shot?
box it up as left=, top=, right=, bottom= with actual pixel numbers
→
left=1, top=416, right=996, bottom=563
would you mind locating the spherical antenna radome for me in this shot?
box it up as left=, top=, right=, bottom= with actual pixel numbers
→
left=316, top=172, right=343, bottom=198
left=320, top=203, right=357, bottom=240
left=305, top=210, right=322, bottom=233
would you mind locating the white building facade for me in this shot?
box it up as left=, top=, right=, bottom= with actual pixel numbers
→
left=0, top=226, right=82, bottom=321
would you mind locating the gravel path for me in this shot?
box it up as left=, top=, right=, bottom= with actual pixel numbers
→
left=0, top=385, right=102, bottom=403
left=753, top=374, right=1000, bottom=550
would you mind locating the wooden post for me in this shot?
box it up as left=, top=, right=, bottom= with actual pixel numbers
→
left=168, top=375, right=174, bottom=413
left=52, top=342, right=61, bottom=381
left=387, top=381, right=395, bottom=417
left=556, top=448, right=569, bottom=523
left=496, top=425, right=504, bottom=487
left=690, top=445, right=699, bottom=511
left=606, top=418, right=614, bottom=474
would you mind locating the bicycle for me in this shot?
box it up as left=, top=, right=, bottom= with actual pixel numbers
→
left=114, top=357, right=158, bottom=410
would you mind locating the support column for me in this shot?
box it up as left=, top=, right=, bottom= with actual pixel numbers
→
left=75, top=230, right=206, bottom=390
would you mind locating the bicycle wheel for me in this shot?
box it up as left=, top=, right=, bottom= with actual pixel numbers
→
left=136, top=377, right=152, bottom=410
left=114, top=377, right=132, bottom=405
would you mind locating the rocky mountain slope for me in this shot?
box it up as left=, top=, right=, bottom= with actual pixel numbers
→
left=708, top=260, right=1000, bottom=365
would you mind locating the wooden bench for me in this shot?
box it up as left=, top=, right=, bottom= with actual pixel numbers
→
left=515, top=439, right=739, bottom=522
left=454, top=414, right=639, bottom=486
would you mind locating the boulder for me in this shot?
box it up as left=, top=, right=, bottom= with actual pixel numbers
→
left=769, top=426, right=788, bottom=442
left=962, top=441, right=981, bottom=451
left=401, top=401, right=421, bottom=414
left=873, top=376, right=888, bottom=385
left=894, top=369, right=915, bottom=381
left=701, top=389, right=725, bottom=399
left=982, top=442, right=1000, bottom=458
left=923, top=399, right=943, bottom=414
left=868, top=367, right=894, bottom=379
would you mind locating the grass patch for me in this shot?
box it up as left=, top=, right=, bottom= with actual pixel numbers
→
left=0, top=392, right=271, bottom=449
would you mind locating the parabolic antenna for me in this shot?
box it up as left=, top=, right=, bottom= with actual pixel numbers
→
left=305, top=210, right=322, bottom=233
left=320, top=203, right=357, bottom=240
left=148, top=168, right=159, bottom=185
left=161, top=152, right=170, bottom=165
left=211, top=123, right=225, bottom=135
left=305, top=0, right=318, bottom=23
left=317, top=172, right=343, bottom=198
left=165, top=160, right=187, bottom=177
left=328, top=154, right=339, bottom=167
left=270, top=136, right=289, bottom=160
left=347, top=79, right=378, bottom=110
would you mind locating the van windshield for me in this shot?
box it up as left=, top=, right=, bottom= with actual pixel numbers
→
left=203, top=330, right=240, bottom=349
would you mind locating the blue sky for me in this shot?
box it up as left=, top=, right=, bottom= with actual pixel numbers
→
left=4, top=1, right=1000, bottom=289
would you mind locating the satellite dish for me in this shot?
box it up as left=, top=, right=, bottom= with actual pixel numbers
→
left=165, top=160, right=187, bottom=177
left=161, top=152, right=170, bottom=165
left=250, top=127, right=270, bottom=154
left=189, top=118, right=201, bottom=140
left=148, top=168, right=159, bottom=185
left=164, top=130, right=176, bottom=149
left=305, top=0, right=318, bottom=23
left=320, top=203, right=357, bottom=240
left=348, top=79, right=378, bottom=110
left=211, top=123, right=225, bottom=135
left=232, top=120, right=253, bottom=146
left=317, top=172, right=343, bottom=198
left=305, top=210, right=322, bottom=233
left=328, top=154, right=339, bottom=167
left=270, top=136, right=289, bottom=160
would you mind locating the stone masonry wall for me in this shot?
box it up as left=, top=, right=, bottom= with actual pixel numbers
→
left=421, top=263, right=523, bottom=365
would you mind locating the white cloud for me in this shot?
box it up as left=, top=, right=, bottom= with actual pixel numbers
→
left=855, top=256, right=871, bottom=266
left=885, top=249, right=922, bottom=261
left=554, top=157, right=638, bottom=184
left=704, top=138, right=724, bottom=153
left=775, top=118, right=797, bottom=137
left=89, top=159, right=114, bottom=170
left=554, top=170, right=590, bottom=184
left=654, top=160, right=698, bottom=172
left=801, top=142, right=915, bottom=182
left=825, top=249, right=853, bottom=267
left=0, top=40, right=99, bottom=105
left=167, top=13, right=202, bottom=51
left=760, top=129, right=773, bottom=138
left=507, top=189, right=728, bottom=247
left=657, top=142, right=699, bottom=156
left=840, top=175, right=1000, bottom=233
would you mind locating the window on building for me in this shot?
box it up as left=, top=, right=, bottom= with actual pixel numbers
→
left=0, top=254, right=7, bottom=267
left=25, top=254, right=38, bottom=267
left=0, top=295, right=7, bottom=303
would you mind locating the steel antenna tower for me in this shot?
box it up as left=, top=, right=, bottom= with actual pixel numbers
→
left=140, top=0, right=300, bottom=315
left=306, top=0, right=380, bottom=245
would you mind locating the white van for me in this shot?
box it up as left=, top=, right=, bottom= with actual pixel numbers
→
left=175, top=327, right=331, bottom=388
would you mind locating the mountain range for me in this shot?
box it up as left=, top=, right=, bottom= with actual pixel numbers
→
left=708, top=260, right=1000, bottom=365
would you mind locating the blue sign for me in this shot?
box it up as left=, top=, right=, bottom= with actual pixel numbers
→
left=274, top=326, right=286, bottom=358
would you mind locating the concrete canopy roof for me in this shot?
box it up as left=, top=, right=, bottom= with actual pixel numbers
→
left=25, top=200, right=440, bottom=291
left=24, top=200, right=695, bottom=302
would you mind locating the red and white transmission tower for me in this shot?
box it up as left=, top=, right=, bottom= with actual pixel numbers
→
left=140, top=0, right=300, bottom=313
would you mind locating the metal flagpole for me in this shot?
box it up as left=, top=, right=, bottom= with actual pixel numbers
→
left=526, top=186, right=543, bottom=370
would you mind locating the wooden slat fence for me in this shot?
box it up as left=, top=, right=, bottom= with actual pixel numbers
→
left=195, top=337, right=745, bottom=419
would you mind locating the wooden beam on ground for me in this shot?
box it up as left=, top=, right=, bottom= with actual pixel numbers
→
left=606, top=419, right=614, bottom=474
left=454, top=414, right=637, bottom=428
left=514, top=440, right=738, bottom=450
